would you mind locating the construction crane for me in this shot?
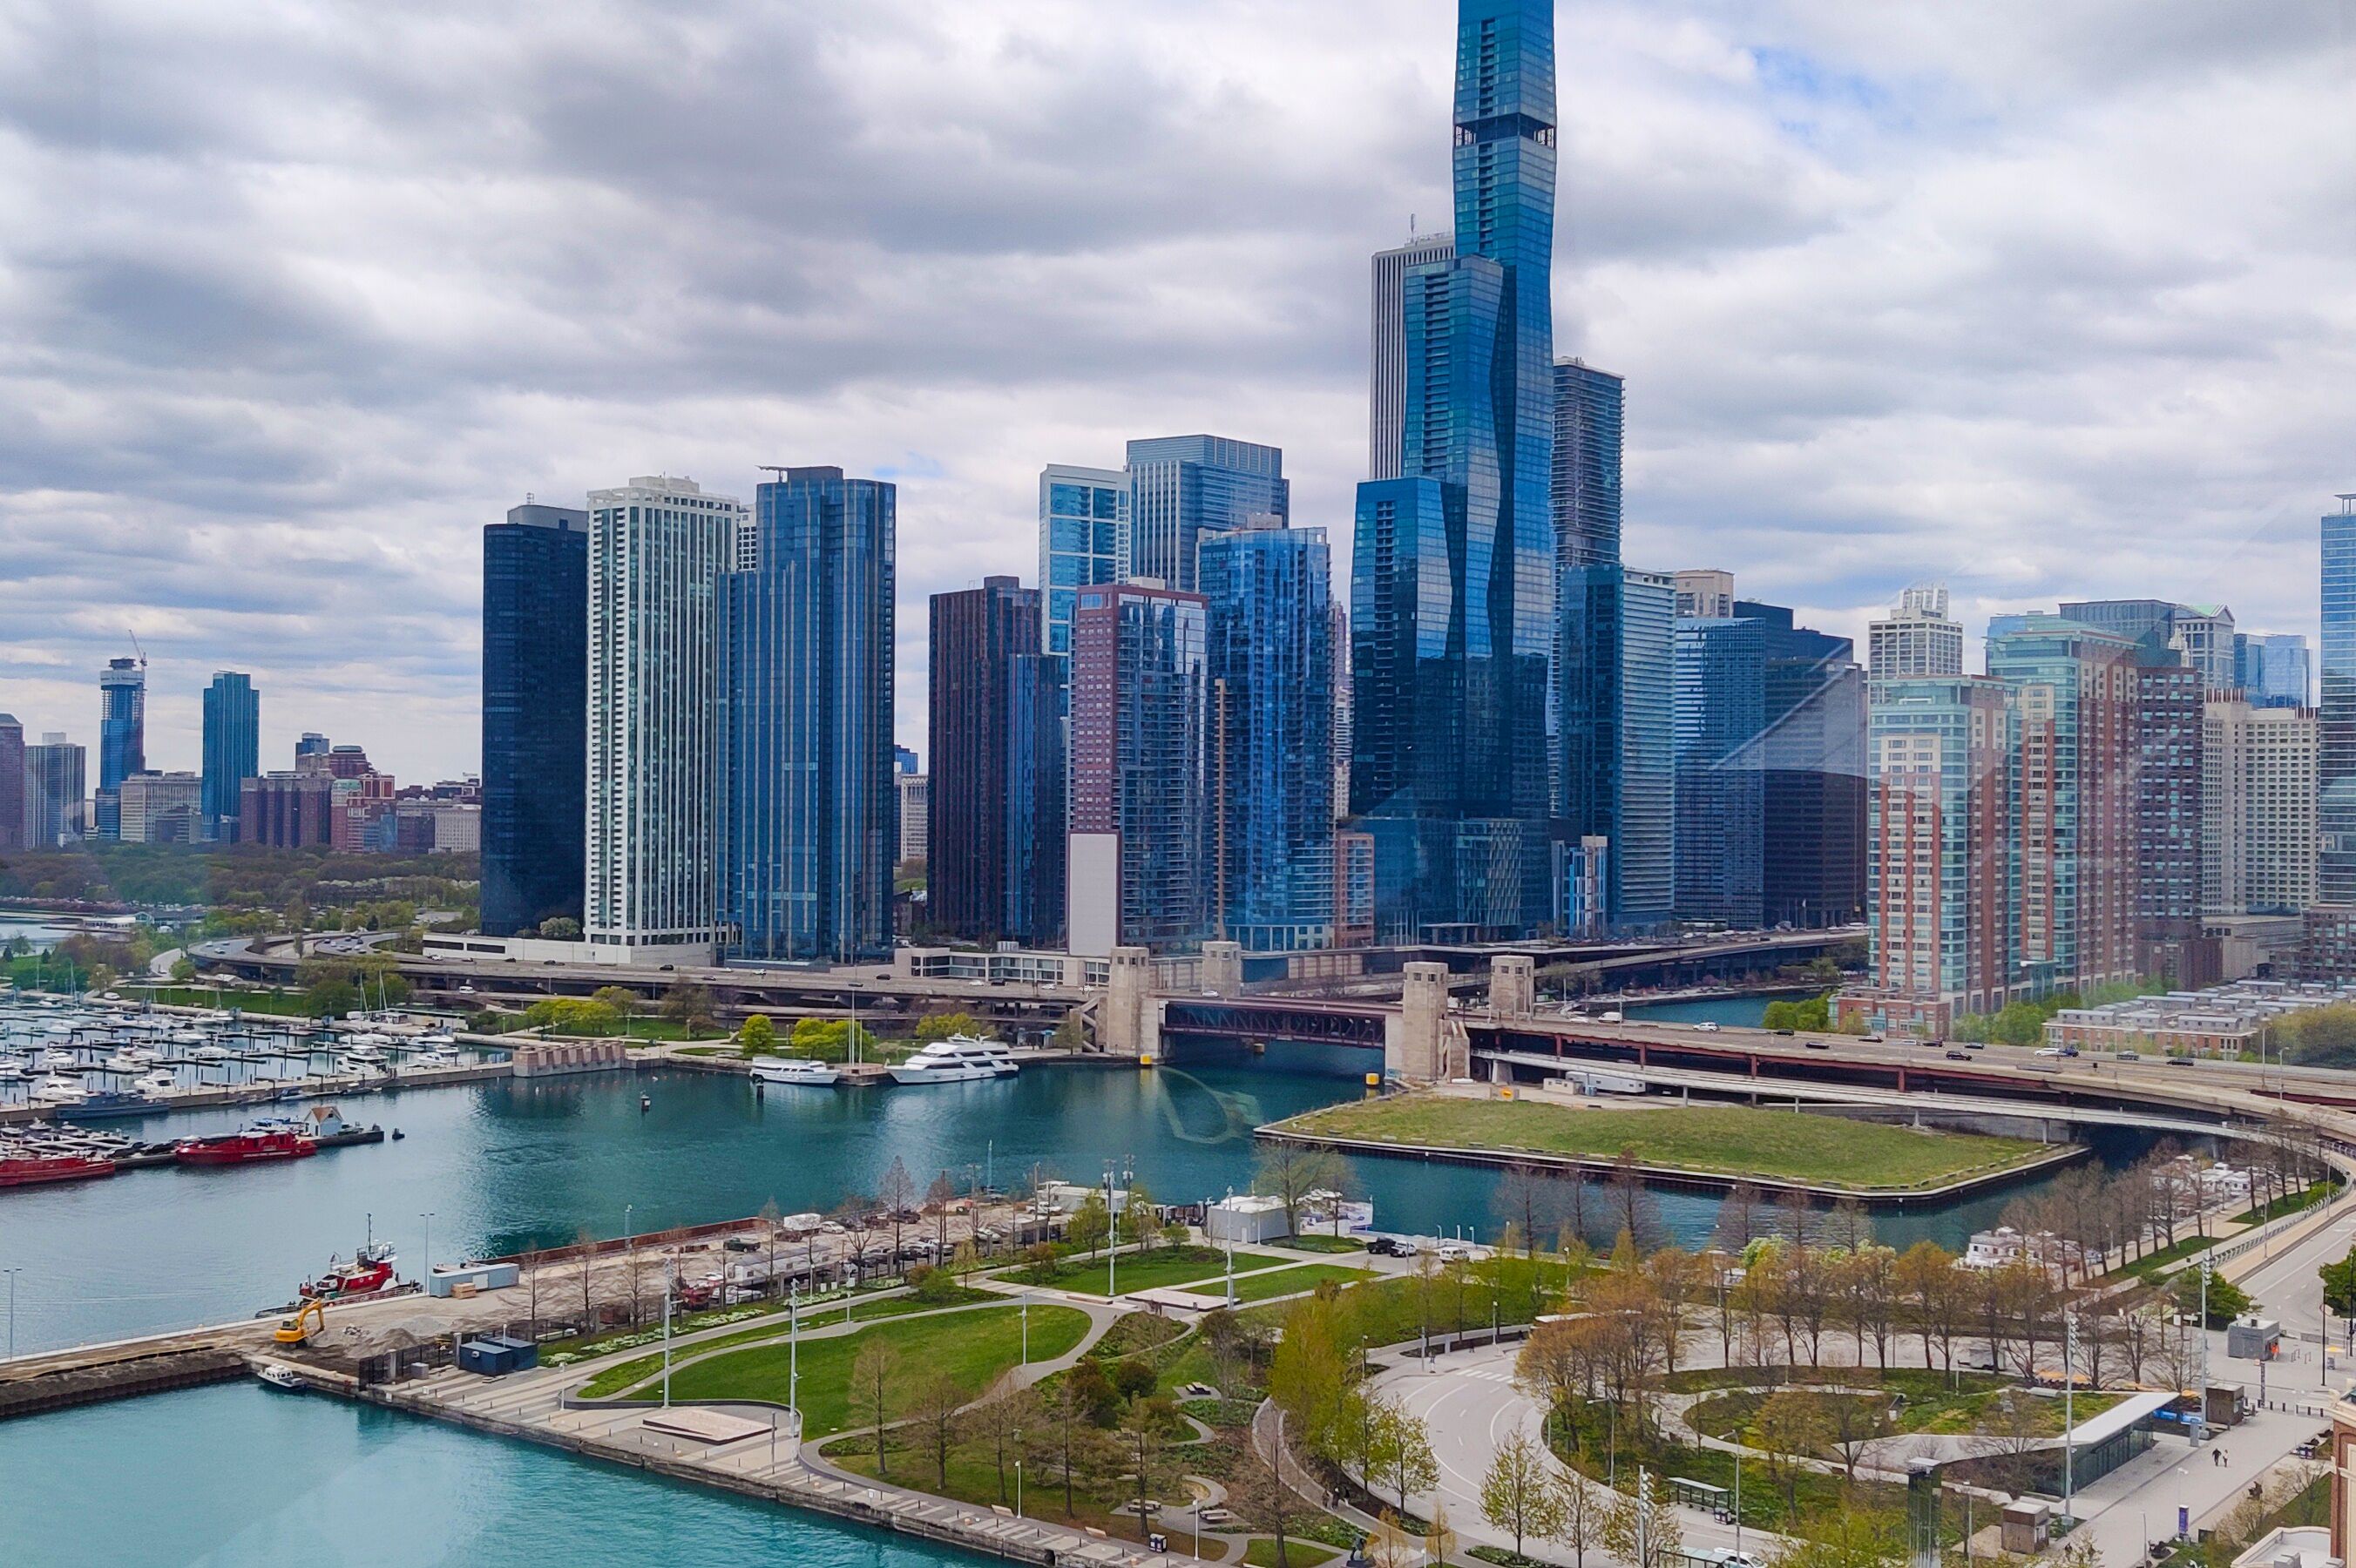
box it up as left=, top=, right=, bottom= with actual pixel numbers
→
left=126, top=630, right=146, bottom=669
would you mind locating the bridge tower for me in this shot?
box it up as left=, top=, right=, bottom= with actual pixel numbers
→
left=1201, top=940, right=1242, bottom=996
left=1390, top=962, right=1452, bottom=1082
left=1103, top=946, right=1157, bottom=1059
left=1489, top=954, right=1536, bottom=1018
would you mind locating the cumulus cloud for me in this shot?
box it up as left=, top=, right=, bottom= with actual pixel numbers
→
left=0, top=0, right=2348, bottom=775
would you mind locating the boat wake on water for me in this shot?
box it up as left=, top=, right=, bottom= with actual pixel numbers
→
left=1146, top=1068, right=1262, bottom=1146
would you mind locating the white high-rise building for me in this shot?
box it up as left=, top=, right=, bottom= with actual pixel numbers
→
left=1368, top=230, right=1455, bottom=479
left=2203, top=698, right=2319, bottom=916
left=1869, top=585, right=1965, bottom=679
left=586, top=475, right=744, bottom=956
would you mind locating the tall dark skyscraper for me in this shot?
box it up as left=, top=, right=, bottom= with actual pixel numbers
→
left=200, top=671, right=259, bottom=842
left=1551, top=359, right=1622, bottom=571
left=1124, top=436, right=1288, bottom=592
left=24, top=733, right=83, bottom=848
left=481, top=502, right=588, bottom=936
left=1351, top=0, right=1557, bottom=938
left=720, top=468, right=896, bottom=963
left=930, top=577, right=1064, bottom=947
left=1737, top=601, right=1867, bottom=929
left=94, top=654, right=145, bottom=841
left=0, top=714, right=22, bottom=852
left=2323, top=496, right=2356, bottom=904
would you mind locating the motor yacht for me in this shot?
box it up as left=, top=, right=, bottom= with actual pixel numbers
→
left=888, top=1035, right=1019, bottom=1085
left=749, top=1057, right=843, bottom=1087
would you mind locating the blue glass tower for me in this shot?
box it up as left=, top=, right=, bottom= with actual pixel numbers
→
left=721, top=468, right=897, bottom=963
left=1039, top=464, right=1128, bottom=655
left=94, top=655, right=146, bottom=841
left=1351, top=0, right=1556, bottom=936
left=2323, top=497, right=2356, bottom=903
left=1673, top=616, right=1766, bottom=927
left=1201, top=520, right=1335, bottom=951
left=200, top=671, right=260, bottom=843
left=481, top=503, right=587, bottom=936
left=1124, top=436, right=1287, bottom=592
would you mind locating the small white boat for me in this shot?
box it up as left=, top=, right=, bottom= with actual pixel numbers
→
left=134, top=1070, right=179, bottom=1095
left=40, top=1050, right=78, bottom=1070
left=256, top=1365, right=305, bottom=1391
left=192, top=1044, right=232, bottom=1062
left=103, top=1052, right=145, bottom=1073
left=749, top=1057, right=843, bottom=1087
left=32, top=1076, right=86, bottom=1105
left=0, top=1058, right=26, bottom=1081
left=118, top=1045, right=159, bottom=1065
left=410, top=1049, right=457, bottom=1069
left=888, top=1035, right=1019, bottom=1085
left=416, top=1033, right=457, bottom=1049
left=342, top=1045, right=387, bottom=1067
left=170, top=1031, right=206, bottom=1046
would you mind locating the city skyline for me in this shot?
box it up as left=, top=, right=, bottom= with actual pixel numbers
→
left=2, top=3, right=2346, bottom=780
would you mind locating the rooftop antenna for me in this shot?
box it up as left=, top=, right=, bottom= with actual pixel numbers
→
left=758, top=466, right=791, bottom=483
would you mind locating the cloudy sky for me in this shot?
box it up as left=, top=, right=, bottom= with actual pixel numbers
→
left=3, top=0, right=2351, bottom=781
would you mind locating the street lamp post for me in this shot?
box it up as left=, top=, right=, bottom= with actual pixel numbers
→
left=3, top=1267, right=20, bottom=1361
left=420, top=1211, right=435, bottom=1290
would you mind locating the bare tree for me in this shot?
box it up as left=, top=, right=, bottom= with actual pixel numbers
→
left=877, top=1158, right=918, bottom=1273
left=961, top=1373, right=1040, bottom=1505
left=850, top=1339, right=901, bottom=1476
left=906, top=1369, right=965, bottom=1490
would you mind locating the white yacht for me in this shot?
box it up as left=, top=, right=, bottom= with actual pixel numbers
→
left=888, top=1036, right=1019, bottom=1085
left=32, top=1075, right=86, bottom=1105
left=40, top=1049, right=78, bottom=1070
left=134, top=1070, right=179, bottom=1096
left=749, top=1057, right=842, bottom=1087
left=0, top=1058, right=26, bottom=1081
left=192, top=1044, right=232, bottom=1062
left=342, top=1043, right=387, bottom=1066
left=410, top=1048, right=457, bottom=1069
left=102, top=1051, right=146, bottom=1073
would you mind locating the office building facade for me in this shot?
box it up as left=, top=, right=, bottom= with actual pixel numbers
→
left=1038, top=464, right=1128, bottom=656
left=1371, top=232, right=1457, bottom=480
left=586, top=475, right=741, bottom=955
left=1067, top=584, right=1208, bottom=954
left=0, top=715, right=19, bottom=852
left=1201, top=520, right=1336, bottom=950
left=198, top=672, right=259, bottom=843
left=1674, top=570, right=1735, bottom=620
left=25, top=735, right=83, bottom=848
left=930, top=578, right=1066, bottom=946
left=481, top=503, right=589, bottom=936
left=1869, top=586, right=1965, bottom=679
left=2236, top=632, right=2312, bottom=709
left=2325, top=498, right=2356, bottom=905
left=897, top=774, right=930, bottom=865
left=94, top=655, right=145, bottom=840
left=1738, top=601, right=1868, bottom=929
left=240, top=773, right=335, bottom=848
left=2060, top=598, right=2238, bottom=697
left=1551, top=359, right=1623, bottom=571
left=1124, top=436, right=1287, bottom=592
left=720, top=468, right=896, bottom=964
left=1672, top=615, right=1766, bottom=927
left=118, top=771, right=202, bottom=844
left=2203, top=699, right=2318, bottom=916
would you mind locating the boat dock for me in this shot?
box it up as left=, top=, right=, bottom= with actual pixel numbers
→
left=0, top=1059, right=513, bottom=1126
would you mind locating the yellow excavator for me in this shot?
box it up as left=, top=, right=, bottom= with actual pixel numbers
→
left=273, top=1297, right=326, bottom=1345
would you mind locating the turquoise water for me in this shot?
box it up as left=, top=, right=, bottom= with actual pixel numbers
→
left=1, top=1058, right=2124, bottom=1357
left=1624, top=993, right=1784, bottom=1026
left=0, top=1381, right=995, bottom=1567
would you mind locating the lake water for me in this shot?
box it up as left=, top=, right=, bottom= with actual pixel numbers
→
left=0, top=909, right=71, bottom=952
left=0, top=1380, right=999, bottom=1568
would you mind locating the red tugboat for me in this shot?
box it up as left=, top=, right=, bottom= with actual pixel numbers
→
left=300, top=1239, right=400, bottom=1301
left=175, top=1125, right=318, bottom=1166
left=0, top=1152, right=118, bottom=1187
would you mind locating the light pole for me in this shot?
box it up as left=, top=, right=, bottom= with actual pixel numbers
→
left=420, top=1211, right=435, bottom=1290
left=1021, top=1293, right=1032, bottom=1366
left=3, top=1267, right=19, bottom=1360
left=789, top=1281, right=800, bottom=1420
left=1016, top=1456, right=1025, bottom=1520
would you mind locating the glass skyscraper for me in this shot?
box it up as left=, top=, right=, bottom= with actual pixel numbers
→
left=1371, top=232, right=1457, bottom=480
left=1066, top=584, right=1208, bottom=953
left=94, top=655, right=145, bottom=841
left=1351, top=0, right=1557, bottom=936
left=1201, top=520, right=1335, bottom=951
left=930, top=577, right=1064, bottom=947
left=1551, top=359, right=1622, bottom=571
left=1673, top=616, right=1766, bottom=927
left=2322, top=497, right=2356, bottom=903
left=586, top=476, right=741, bottom=953
left=721, top=468, right=897, bottom=963
left=2237, top=632, right=2312, bottom=709
left=1124, top=436, right=1287, bottom=592
left=1038, top=464, right=1127, bottom=655
left=200, top=671, right=259, bottom=843
left=481, top=503, right=587, bottom=936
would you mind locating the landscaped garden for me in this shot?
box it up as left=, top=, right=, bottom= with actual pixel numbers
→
left=1024, top=1245, right=1296, bottom=1297
left=1271, top=1097, right=2055, bottom=1193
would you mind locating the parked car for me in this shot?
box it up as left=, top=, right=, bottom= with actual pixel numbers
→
left=1803, top=1039, right=1831, bottom=1051
left=2035, top=1046, right=2066, bottom=1057
left=1368, top=1236, right=1418, bottom=1258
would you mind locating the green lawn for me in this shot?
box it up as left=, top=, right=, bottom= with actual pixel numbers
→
left=570, top=1286, right=992, bottom=1393
left=1689, top=1385, right=2122, bottom=1449
left=1245, top=1541, right=1339, bottom=1567
left=1240, top=1254, right=1575, bottom=1348
left=653, top=1303, right=1091, bottom=1437
left=1039, top=1247, right=1295, bottom=1297
left=1274, top=1097, right=2051, bottom=1192
left=1271, top=1235, right=1367, bottom=1254
left=1215, top=1264, right=1374, bottom=1305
